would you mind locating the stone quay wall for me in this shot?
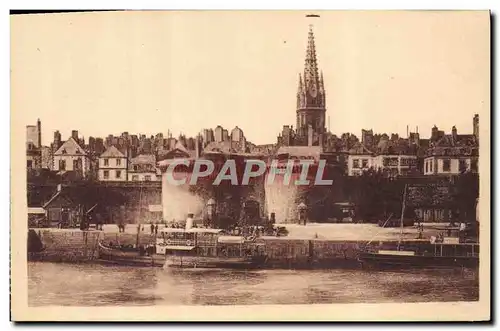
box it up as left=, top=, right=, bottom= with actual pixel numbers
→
left=28, top=229, right=434, bottom=268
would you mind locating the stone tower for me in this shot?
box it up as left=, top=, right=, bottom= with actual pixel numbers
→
left=296, top=25, right=326, bottom=141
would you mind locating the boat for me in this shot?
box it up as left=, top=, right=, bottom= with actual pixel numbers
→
left=160, top=227, right=268, bottom=269
left=97, top=225, right=268, bottom=269
left=97, top=241, right=165, bottom=267
left=358, top=184, right=480, bottom=269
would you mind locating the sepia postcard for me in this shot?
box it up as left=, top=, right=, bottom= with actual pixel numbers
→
left=10, top=10, right=490, bottom=322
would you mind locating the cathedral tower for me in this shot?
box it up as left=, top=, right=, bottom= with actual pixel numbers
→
left=296, top=25, right=326, bottom=139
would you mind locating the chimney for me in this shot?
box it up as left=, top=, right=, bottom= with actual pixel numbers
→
left=71, top=130, right=78, bottom=141
left=37, top=119, right=42, bottom=148
left=452, top=126, right=458, bottom=144
left=195, top=135, right=200, bottom=159
left=242, top=136, right=247, bottom=153
left=431, top=125, right=439, bottom=141
left=307, top=124, right=313, bottom=147
left=473, top=114, right=479, bottom=141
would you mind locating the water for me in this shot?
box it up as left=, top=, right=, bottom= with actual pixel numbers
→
left=28, top=262, right=479, bottom=306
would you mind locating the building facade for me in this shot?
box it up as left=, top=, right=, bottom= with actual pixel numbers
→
left=98, top=145, right=128, bottom=181
left=52, top=137, right=91, bottom=177
left=424, top=117, right=479, bottom=176
left=128, top=154, right=160, bottom=181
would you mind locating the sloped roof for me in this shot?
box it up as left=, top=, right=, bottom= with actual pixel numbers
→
left=275, top=146, right=322, bottom=160
left=173, top=141, right=189, bottom=153
left=204, top=141, right=243, bottom=154
left=54, top=137, right=87, bottom=156
left=348, top=142, right=373, bottom=155
left=130, top=154, right=156, bottom=165
left=100, top=145, right=125, bottom=158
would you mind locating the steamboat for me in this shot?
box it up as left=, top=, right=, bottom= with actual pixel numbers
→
left=97, top=227, right=268, bottom=269
left=358, top=185, right=480, bottom=269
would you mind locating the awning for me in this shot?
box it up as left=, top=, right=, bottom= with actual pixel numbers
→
left=218, top=236, right=245, bottom=244
left=186, top=228, right=223, bottom=234
left=160, top=228, right=187, bottom=233
left=163, top=245, right=195, bottom=251
left=28, top=207, right=45, bottom=214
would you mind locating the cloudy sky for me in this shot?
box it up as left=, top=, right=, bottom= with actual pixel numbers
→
left=11, top=10, right=489, bottom=145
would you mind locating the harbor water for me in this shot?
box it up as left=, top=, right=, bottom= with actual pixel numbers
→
left=28, top=262, right=479, bottom=306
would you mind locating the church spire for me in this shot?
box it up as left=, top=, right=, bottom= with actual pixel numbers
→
left=297, top=73, right=303, bottom=93
left=295, top=23, right=326, bottom=140
left=303, top=25, right=320, bottom=96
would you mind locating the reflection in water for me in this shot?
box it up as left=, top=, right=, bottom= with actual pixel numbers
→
left=28, top=262, right=479, bottom=306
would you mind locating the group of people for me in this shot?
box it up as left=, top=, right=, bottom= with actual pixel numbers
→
left=149, top=223, right=160, bottom=235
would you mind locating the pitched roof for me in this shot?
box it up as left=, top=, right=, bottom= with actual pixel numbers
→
left=130, top=154, right=156, bottom=165
left=173, top=141, right=189, bottom=153
left=100, top=145, right=126, bottom=158
left=275, top=146, right=322, bottom=160
left=348, top=142, right=373, bottom=155
left=54, top=137, right=87, bottom=156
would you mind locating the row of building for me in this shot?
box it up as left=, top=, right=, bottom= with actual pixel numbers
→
left=26, top=26, right=480, bottom=182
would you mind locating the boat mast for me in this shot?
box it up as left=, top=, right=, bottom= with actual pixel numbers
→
left=398, top=184, right=408, bottom=250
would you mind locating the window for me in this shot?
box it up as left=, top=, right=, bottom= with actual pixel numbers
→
left=116, top=158, right=121, bottom=166
left=145, top=175, right=152, bottom=181
left=103, top=170, right=109, bottom=179
left=425, top=161, right=428, bottom=173
left=353, top=159, right=360, bottom=169
left=443, top=159, right=451, bottom=172
left=27, top=160, right=33, bottom=169
left=73, top=159, right=81, bottom=170
left=132, top=175, right=139, bottom=181
left=104, top=159, right=109, bottom=166
left=116, top=170, right=122, bottom=178
left=59, top=160, right=66, bottom=171
left=361, top=159, right=368, bottom=168
left=430, top=161, right=433, bottom=172
left=383, top=157, right=399, bottom=167
left=471, top=159, right=478, bottom=172
left=459, top=159, right=467, bottom=173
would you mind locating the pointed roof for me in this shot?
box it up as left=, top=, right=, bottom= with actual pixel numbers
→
left=173, top=141, right=188, bottom=153
left=303, top=25, right=320, bottom=95
left=100, top=145, right=125, bottom=158
left=54, top=137, right=87, bottom=156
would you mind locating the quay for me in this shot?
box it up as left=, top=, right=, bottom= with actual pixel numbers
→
left=28, top=223, right=464, bottom=268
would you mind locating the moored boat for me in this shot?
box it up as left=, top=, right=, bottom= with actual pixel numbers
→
left=97, top=242, right=165, bottom=267
left=358, top=243, right=479, bottom=269
left=358, top=184, right=480, bottom=270
left=161, top=228, right=268, bottom=269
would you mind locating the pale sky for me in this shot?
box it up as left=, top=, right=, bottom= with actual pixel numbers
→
left=11, top=11, right=490, bottom=146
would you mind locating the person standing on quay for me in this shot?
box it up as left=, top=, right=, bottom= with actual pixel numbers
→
left=150, top=223, right=154, bottom=234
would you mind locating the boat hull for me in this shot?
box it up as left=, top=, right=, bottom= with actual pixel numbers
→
left=358, top=252, right=479, bottom=269
left=164, top=255, right=267, bottom=269
left=97, top=242, right=165, bottom=267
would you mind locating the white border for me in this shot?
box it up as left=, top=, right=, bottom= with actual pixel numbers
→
left=5, top=1, right=498, bottom=330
